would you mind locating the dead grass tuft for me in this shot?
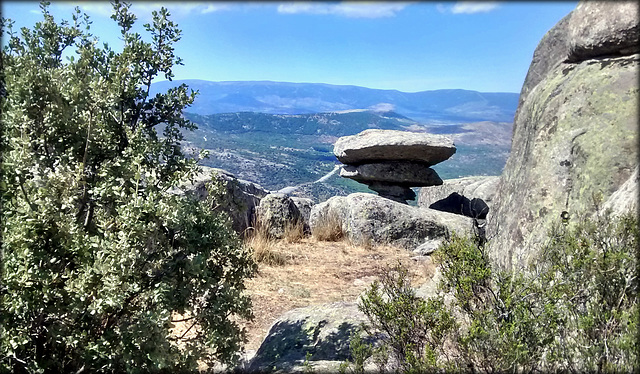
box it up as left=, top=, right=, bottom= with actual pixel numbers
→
left=245, top=222, right=290, bottom=266
left=283, top=219, right=305, bottom=244
left=311, top=210, right=345, bottom=242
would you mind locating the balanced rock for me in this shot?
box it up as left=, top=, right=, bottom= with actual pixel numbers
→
left=340, top=162, right=443, bottom=186
left=333, top=129, right=456, bottom=165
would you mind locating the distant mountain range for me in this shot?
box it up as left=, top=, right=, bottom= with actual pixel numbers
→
left=148, top=80, right=517, bottom=201
left=150, top=80, right=519, bottom=123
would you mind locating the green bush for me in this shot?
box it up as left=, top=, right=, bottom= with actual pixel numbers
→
left=0, top=2, right=255, bottom=373
left=536, top=211, right=638, bottom=372
left=350, top=263, right=457, bottom=373
left=344, top=210, right=638, bottom=373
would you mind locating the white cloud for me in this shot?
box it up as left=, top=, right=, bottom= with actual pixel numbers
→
left=451, top=2, right=499, bottom=14
left=56, top=1, right=232, bottom=20
left=201, top=4, right=233, bottom=14
left=277, top=2, right=412, bottom=18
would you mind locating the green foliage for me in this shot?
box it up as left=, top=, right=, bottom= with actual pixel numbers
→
left=355, top=263, right=457, bottom=373
left=536, top=211, right=639, bottom=372
left=302, top=351, right=316, bottom=374
left=0, top=2, right=255, bottom=373
left=345, top=211, right=638, bottom=373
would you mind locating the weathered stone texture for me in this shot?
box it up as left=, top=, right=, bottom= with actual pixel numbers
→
left=309, top=193, right=472, bottom=250
left=488, top=1, right=639, bottom=270
left=333, top=129, right=455, bottom=165
left=340, top=162, right=443, bottom=186
left=182, top=166, right=269, bottom=235
left=257, top=193, right=304, bottom=239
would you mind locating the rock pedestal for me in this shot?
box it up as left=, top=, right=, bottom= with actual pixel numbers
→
left=333, top=129, right=455, bottom=203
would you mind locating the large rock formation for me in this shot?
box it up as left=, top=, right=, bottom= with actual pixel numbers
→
left=333, top=129, right=456, bottom=203
left=488, top=1, right=639, bottom=270
left=309, top=193, right=472, bottom=251
left=257, top=193, right=308, bottom=239
left=246, top=302, right=371, bottom=373
left=333, top=129, right=456, bottom=165
left=181, top=166, right=269, bottom=235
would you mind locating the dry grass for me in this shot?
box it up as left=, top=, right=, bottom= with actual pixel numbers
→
left=245, top=219, right=306, bottom=266
left=240, top=237, right=437, bottom=352
left=282, top=219, right=305, bottom=244
left=310, top=210, right=344, bottom=242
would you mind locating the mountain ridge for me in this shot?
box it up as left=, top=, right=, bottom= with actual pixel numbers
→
left=150, top=79, right=519, bottom=122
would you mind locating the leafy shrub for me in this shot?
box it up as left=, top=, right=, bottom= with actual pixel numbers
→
left=351, top=263, right=457, bottom=373
left=0, top=2, right=255, bottom=373
left=535, top=211, right=638, bottom=372
left=344, top=210, right=638, bottom=373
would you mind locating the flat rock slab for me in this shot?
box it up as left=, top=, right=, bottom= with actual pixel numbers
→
left=340, top=162, right=443, bottom=186
left=247, top=302, right=371, bottom=373
left=333, top=129, right=456, bottom=165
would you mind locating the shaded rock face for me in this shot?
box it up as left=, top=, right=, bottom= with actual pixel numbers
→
left=247, top=302, right=371, bottom=373
left=291, top=196, right=314, bottom=235
left=418, top=176, right=499, bottom=210
left=257, top=193, right=306, bottom=239
left=185, top=166, right=268, bottom=235
left=489, top=1, right=639, bottom=270
left=309, top=193, right=472, bottom=250
left=428, top=193, right=489, bottom=220
left=333, top=129, right=455, bottom=203
left=340, top=162, right=443, bottom=186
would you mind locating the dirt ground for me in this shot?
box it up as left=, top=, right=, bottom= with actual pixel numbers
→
left=240, top=237, right=437, bottom=351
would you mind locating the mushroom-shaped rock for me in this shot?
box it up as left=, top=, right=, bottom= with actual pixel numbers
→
left=333, top=129, right=456, bottom=165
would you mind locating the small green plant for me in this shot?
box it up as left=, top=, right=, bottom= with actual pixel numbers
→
left=338, top=329, right=374, bottom=374
left=302, top=351, right=316, bottom=374
left=346, top=210, right=638, bottom=373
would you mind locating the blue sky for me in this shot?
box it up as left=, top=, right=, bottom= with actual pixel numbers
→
left=2, top=1, right=577, bottom=93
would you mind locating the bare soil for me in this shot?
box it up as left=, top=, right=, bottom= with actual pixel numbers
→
left=240, top=237, right=437, bottom=351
